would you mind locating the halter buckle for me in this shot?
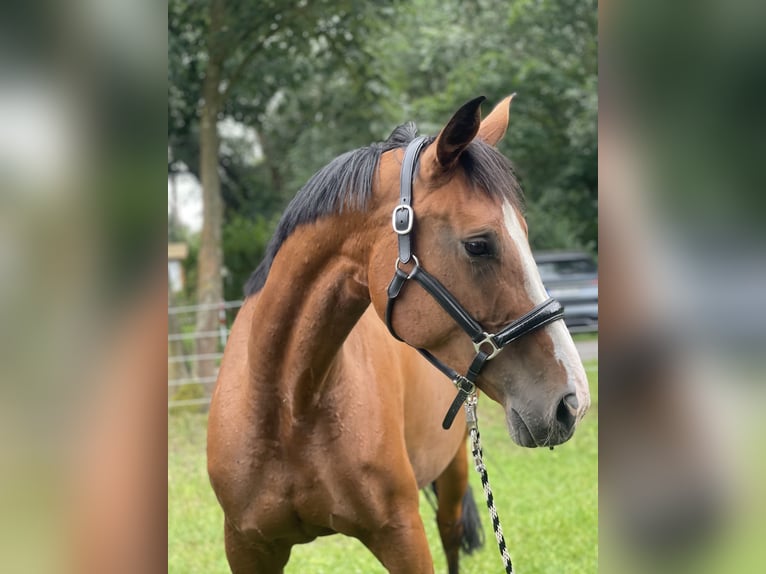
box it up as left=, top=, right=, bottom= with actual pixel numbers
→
left=473, top=332, right=502, bottom=360
left=452, top=374, right=476, bottom=395
left=392, top=204, right=414, bottom=235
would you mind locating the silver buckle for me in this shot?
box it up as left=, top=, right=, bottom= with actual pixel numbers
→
left=473, top=332, right=502, bottom=360
left=392, top=204, right=414, bottom=235
left=452, top=374, right=476, bottom=395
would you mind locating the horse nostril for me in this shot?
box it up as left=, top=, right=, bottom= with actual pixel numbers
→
left=563, top=392, right=579, bottom=413
left=556, top=392, right=578, bottom=430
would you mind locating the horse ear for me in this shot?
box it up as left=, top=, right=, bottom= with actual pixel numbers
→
left=423, top=96, right=486, bottom=176
left=477, top=94, right=516, bottom=146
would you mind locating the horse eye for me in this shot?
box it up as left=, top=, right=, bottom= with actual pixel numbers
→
left=464, top=240, right=491, bottom=257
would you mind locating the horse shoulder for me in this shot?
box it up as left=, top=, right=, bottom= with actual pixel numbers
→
left=347, top=308, right=466, bottom=487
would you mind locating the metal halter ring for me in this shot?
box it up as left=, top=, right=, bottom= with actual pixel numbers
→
left=394, top=254, right=420, bottom=278
left=472, top=332, right=503, bottom=360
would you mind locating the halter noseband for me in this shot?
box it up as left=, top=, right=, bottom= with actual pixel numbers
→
left=385, top=136, right=566, bottom=429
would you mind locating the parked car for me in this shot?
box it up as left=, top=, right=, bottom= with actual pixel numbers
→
left=534, top=251, right=598, bottom=331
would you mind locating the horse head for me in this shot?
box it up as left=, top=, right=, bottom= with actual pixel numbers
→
left=368, top=96, right=590, bottom=447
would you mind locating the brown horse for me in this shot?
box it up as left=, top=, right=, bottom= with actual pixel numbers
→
left=207, top=96, right=590, bottom=573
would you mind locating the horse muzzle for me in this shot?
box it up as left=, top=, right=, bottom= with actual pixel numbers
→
left=507, top=391, right=579, bottom=448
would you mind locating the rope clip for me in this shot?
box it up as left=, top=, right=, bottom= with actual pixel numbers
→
left=464, top=391, right=478, bottom=430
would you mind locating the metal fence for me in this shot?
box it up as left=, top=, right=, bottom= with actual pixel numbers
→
left=167, top=300, right=243, bottom=409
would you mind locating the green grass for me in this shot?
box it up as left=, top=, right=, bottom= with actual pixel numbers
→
left=572, top=331, right=598, bottom=342
left=169, top=360, right=598, bottom=573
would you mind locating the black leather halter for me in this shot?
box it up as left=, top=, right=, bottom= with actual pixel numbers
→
left=385, top=137, right=566, bottom=429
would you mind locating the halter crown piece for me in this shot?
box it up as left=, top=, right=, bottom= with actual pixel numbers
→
left=385, top=137, right=566, bottom=429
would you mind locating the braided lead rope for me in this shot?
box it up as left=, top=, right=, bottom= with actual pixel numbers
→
left=465, top=396, right=514, bottom=574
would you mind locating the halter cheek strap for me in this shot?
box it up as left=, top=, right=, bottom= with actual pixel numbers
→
left=385, top=137, right=565, bottom=429
left=391, top=136, right=425, bottom=264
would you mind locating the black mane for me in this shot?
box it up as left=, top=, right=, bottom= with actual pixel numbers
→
left=244, top=122, right=523, bottom=296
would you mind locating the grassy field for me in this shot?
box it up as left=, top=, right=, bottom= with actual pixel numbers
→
left=572, top=331, right=598, bottom=343
left=169, top=360, right=598, bottom=573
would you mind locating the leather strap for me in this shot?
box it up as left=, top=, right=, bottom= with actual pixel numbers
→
left=409, top=266, right=485, bottom=342
left=385, top=268, right=409, bottom=342
left=442, top=376, right=476, bottom=429
left=394, top=137, right=428, bottom=263
left=466, top=350, right=491, bottom=382
left=417, top=348, right=460, bottom=381
left=493, top=298, right=564, bottom=347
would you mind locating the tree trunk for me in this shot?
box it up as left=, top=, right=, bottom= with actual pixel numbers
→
left=194, top=0, right=225, bottom=395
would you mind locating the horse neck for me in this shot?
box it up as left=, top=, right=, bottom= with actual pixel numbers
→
left=246, top=214, right=374, bottom=416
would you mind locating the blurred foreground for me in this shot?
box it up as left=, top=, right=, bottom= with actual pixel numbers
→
left=0, top=1, right=166, bottom=573
left=600, top=0, right=766, bottom=571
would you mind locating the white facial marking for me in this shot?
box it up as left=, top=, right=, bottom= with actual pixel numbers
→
left=501, top=201, right=547, bottom=304
left=501, top=201, right=590, bottom=417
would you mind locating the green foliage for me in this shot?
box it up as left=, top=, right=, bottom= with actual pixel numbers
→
left=168, top=360, right=598, bottom=573
left=367, top=0, right=597, bottom=254
left=221, top=213, right=279, bottom=300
